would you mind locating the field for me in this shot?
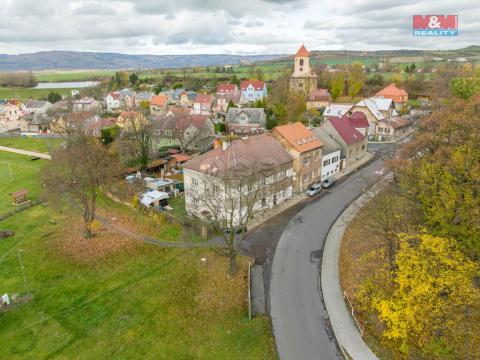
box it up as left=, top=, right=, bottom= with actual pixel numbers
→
left=34, top=70, right=117, bottom=82
left=0, top=147, right=276, bottom=359
left=0, top=87, right=71, bottom=100
left=0, top=136, right=62, bottom=154
left=0, top=152, right=45, bottom=213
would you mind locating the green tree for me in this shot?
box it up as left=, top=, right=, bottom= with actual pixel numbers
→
left=101, top=125, right=120, bottom=145
left=348, top=62, right=365, bottom=98
left=329, top=72, right=345, bottom=101
left=129, top=73, right=139, bottom=85
left=231, top=74, right=240, bottom=86
left=47, top=91, right=62, bottom=104
left=450, top=77, right=480, bottom=100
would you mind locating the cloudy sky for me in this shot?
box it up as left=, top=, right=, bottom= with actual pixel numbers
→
left=0, top=0, right=478, bottom=55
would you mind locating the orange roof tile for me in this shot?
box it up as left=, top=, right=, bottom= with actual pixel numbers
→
left=296, top=44, right=309, bottom=57
left=150, top=95, right=167, bottom=106
left=273, top=122, right=322, bottom=153
left=375, top=83, right=408, bottom=97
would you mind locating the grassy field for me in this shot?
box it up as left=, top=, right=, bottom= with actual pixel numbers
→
left=0, top=152, right=46, bottom=214
left=34, top=70, right=117, bottom=82
left=0, top=147, right=277, bottom=359
left=0, top=87, right=71, bottom=100
left=0, top=137, right=62, bottom=154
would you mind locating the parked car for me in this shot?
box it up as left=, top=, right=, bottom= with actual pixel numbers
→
left=306, top=183, right=322, bottom=196
left=321, top=177, right=336, bottom=189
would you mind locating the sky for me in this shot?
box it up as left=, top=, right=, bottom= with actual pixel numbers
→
left=0, top=0, right=479, bottom=55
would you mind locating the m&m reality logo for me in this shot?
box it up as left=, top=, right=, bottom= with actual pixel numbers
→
left=413, top=15, right=458, bottom=36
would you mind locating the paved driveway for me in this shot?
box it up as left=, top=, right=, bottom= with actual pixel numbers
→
left=269, top=158, right=386, bottom=360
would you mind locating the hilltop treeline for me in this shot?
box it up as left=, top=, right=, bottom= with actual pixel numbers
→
left=0, top=72, right=38, bottom=88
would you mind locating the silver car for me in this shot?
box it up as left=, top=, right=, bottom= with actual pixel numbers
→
left=306, top=183, right=322, bottom=196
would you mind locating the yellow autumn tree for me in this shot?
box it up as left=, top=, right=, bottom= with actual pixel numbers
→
left=373, top=233, right=480, bottom=357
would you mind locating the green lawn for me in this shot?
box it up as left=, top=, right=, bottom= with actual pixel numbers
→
left=0, top=87, right=71, bottom=100
left=0, top=152, right=45, bottom=214
left=0, top=151, right=276, bottom=359
left=0, top=137, right=62, bottom=154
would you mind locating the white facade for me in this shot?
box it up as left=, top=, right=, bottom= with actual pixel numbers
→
left=321, top=150, right=341, bottom=180
left=105, top=93, right=122, bottom=112
left=184, top=167, right=294, bottom=227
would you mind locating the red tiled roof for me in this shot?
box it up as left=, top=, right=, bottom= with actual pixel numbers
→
left=240, top=80, right=265, bottom=91
left=272, top=122, right=322, bottom=153
left=194, top=94, right=213, bottom=104
left=296, top=44, right=309, bottom=57
left=217, top=83, right=237, bottom=93
left=376, top=83, right=408, bottom=97
left=308, top=88, right=330, bottom=101
left=348, top=111, right=369, bottom=128
left=151, top=95, right=167, bottom=106
left=328, top=117, right=365, bottom=145
left=188, top=114, right=210, bottom=129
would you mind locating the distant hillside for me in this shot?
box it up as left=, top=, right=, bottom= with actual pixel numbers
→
left=0, top=51, right=283, bottom=71
left=270, top=45, right=480, bottom=63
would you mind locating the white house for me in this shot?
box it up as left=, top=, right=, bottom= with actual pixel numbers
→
left=323, top=103, right=353, bottom=119
left=105, top=92, right=122, bottom=112
left=240, top=80, right=267, bottom=102
left=312, top=127, right=342, bottom=180
left=183, top=134, right=294, bottom=227
left=192, top=94, right=214, bottom=115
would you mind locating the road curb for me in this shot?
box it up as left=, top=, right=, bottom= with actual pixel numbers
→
left=321, top=176, right=391, bottom=360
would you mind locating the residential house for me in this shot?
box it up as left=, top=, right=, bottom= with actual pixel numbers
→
left=216, top=83, right=238, bottom=95
left=119, top=89, right=135, bottom=109
left=116, top=111, right=147, bottom=131
left=240, top=80, right=267, bottom=102
left=290, top=44, right=318, bottom=94
left=225, top=108, right=266, bottom=135
left=320, top=117, right=367, bottom=167
left=150, top=95, right=168, bottom=115
left=24, top=99, right=52, bottom=115
left=85, top=116, right=116, bottom=138
left=183, top=134, right=294, bottom=226
left=134, top=91, right=154, bottom=107
left=306, top=88, right=330, bottom=110
left=151, top=112, right=215, bottom=152
left=323, top=103, right=353, bottom=119
left=272, top=122, right=323, bottom=192
left=375, top=83, right=408, bottom=110
left=312, top=127, right=343, bottom=179
left=19, top=113, right=51, bottom=133
left=347, top=111, right=370, bottom=137
left=0, top=103, right=24, bottom=133
left=105, top=92, right=123, bottom=112
left=214, top=92, right=244, bottom=112
left=179, top=90, right=197, bottom=108
left=192, top=94, right=214, bottom=115
left=73, top=97, right=102, bottom=114
left=351, top=97, right=398, bottom=136
left=376, top=116, right=412, bottom=141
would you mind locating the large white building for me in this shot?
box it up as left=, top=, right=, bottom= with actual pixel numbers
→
left=183, top=134, right=294, bottom=227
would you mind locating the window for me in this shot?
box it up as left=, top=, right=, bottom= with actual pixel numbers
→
left=323, top=159, right=330, bottom=167
left=299, top=59, right=304, bottom=66
left=314, top=151, right=319, bottom=161
left=193, top=197, right=199, bottom=205
left=165, top=129, right=172, bottom=136
left=262, top=198, right=266, bottom=208
left=303, top=156, right=310, bottom=165
left=362, top=144, right=365, bottom=150
left=192, top=178, right=198, bottom=186
left=212, top=184, right=220, bottom=193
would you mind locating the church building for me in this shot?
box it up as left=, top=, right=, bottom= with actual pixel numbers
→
left=289, top=44, right=318, bottom=94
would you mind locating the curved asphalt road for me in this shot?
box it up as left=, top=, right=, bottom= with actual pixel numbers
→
left=270, top=157, right=386, bottom=360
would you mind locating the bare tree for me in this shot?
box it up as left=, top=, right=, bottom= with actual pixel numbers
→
left=43, top=113, right=122, bottom=237
left=115, top=114, right=153, bottom=169
left=194, top=153, right=287, bottom=275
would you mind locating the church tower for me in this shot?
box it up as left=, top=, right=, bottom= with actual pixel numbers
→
left=290, top=44, right=318, bottom=94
